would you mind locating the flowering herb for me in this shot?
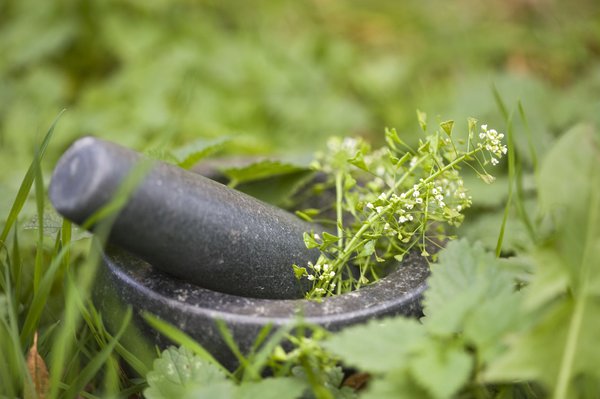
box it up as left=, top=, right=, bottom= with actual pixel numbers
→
left=294, top=114, right=507, bottom=299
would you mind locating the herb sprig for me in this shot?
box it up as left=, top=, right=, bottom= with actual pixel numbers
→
left=294, top=114, right=507, bottom=299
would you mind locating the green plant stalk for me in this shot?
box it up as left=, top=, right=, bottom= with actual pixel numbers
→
left=495, top=113, right=515, bottom=257
left=335, top=171, right=344, bottom=251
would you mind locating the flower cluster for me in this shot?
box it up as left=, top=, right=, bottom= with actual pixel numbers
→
left=305, top=257, right=337, bottom=295
left=479, top=124, right=507, bottom=165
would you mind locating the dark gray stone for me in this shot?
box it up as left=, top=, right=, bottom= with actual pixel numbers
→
left=94, top=247, right=429, bottom=371
left=49, top=137, right=319, bottom=299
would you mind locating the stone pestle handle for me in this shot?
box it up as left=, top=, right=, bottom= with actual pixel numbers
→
left=49, top=137, right=319, bottom=299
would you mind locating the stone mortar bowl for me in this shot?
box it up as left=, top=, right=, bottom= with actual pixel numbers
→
left=50, top=137, right=430, bottom=371
left=95, top=248, right=428, bottom=371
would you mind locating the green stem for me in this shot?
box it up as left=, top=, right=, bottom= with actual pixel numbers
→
left=335, top=171, right=344, bottom=251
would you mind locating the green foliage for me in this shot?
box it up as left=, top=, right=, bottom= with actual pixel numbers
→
left=485, top=125, right=600, bottom=398
left=324, top=239, right=522, bottom=399
left=2, top=1, right=600, bottom=397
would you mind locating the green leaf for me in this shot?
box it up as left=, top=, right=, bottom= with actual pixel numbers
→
left=422, top=239, right=520, bottom=337
left=321, top=232, right=339, bottom=246
left=174, top=137, right=229, bottom=169
left=222, top=160, right=307, bottom=186
left=303, top=232, right=319, bottom=249
left=145, top=346, right=228, bottom=399
left=323, top=317, right=426, bottom=373
left=236, top=170, right=315, bottom=207
left=439, top=120, right=454, bottom=137
left=409, top=342, right=472, bottom=399
left=348, top=151, right=369, bottom=172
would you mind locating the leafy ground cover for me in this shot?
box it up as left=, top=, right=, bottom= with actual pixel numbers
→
left=1, top=0, right=600, bottom=398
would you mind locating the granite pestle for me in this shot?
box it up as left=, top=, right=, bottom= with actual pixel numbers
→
left=48, top=137, right=319, bottom=299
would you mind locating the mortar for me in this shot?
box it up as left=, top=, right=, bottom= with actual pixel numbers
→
left=49, top=137, right=429, bottom=370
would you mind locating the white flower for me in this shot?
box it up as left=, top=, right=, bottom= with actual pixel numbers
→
left=378, top=192, right=387, bottom=200
left=399, top=216, right=408, bottom=224
left=405, top=203, right=414, bottom=210
left=329, top=282, right=336, bottom=290
left=432, top=188, right=438, bottom=195
left=481, top=124, right=488, bottom=130
left=307, top=275, right=315, bottom=281
left=315, top=288, right=326, bottom=294
left=314, top=264, right=321, bottom=272
left=491, top=158, right=499, bottom=165
left=375, top=206, right=384, bottom=213
left=329, top=271, right=335, bottom=278
left=314, top=233, right=321, bottom=241
left=415, top=198, right=423, bottom=204
left=323, top=263, right=330, bottom=272
left=413, top=190, right=420, bottom=198
left=384, top=223, right=390, bottom=230
left=457, top=205, right=462, bottom=211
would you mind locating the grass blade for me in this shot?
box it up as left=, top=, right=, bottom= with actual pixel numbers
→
left=62, top=308, right=132, bottom=399
left=20, top=243, right=72, bottom=346
left=0, top=110, right=65, bottom=245
left=33, top=144, right=45, bottom=293
left=494, top=100, right=514, bottom=257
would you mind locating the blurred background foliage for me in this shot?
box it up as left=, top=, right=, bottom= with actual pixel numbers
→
left=1, top=0, right=600, bottom=214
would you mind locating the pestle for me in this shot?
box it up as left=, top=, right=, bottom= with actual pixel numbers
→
left=48, top=137, right=319, bottom=299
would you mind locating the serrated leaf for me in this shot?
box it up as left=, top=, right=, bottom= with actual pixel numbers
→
left=145, top=346, right=227, bottom=399
left=422, top=240, right=518, bottom=334
left=222, top=160, right=307, bottom=186
left=323, top=317, right=426, bottom=373
left=409, top=342, right=472, bottom=399
left=439, top=120, right=454, bottom=136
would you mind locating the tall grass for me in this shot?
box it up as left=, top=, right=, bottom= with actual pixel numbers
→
left=0, top=116, right=153, bottom=398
